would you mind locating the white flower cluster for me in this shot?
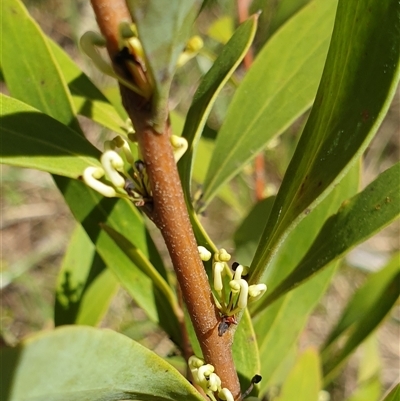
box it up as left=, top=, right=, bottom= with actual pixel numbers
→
left=198, top=246, right=267, bottom=336
left=188, top=356, right=234, bottom=401
left=83, top=135, right=151, bottom=206
left=82, top=134, right=188, bottom=204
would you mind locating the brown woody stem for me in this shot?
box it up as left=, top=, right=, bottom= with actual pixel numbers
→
left=90, top=0, right=241, bottom=398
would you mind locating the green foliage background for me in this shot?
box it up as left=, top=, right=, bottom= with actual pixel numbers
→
left=1, top=0, right=399, bottom=400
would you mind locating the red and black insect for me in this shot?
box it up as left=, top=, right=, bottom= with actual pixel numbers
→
left=218, top=314, right=238, bottom=337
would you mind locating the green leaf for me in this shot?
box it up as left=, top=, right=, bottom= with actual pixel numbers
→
left=380, top=384, right=400, bottom=401
left=178, top=15, right=258, bottom=199
left=344, top=335, right=381, bottom=401
left=0, top=95, right=101, bottom=177
left=255, top=264, right=336, bottom=396
left=234, top=197, right=275, bottom=265
left=251, top=0, right=312, bottom=47
left=1, top=0, right=81, bottom=132
left=323, top=253, right=400, bottom=350
left=275, top=348, right=321, bottom=401
left=258, top=163, right=400, bottom=308
left=249, top=166, right=359, bottom=395
left=201, top=0, right=338, bottom=207
left=249, top=0, right=400, bottom=284
left=58, top=179, right=174, bottom=336
left=207, top=16, right=234, bottom=44
left=126, top=0, right=202, bottom=130
left=1, top=0, right=168, bottom=341
left=321, top=253, right=400, bottom=383
left=232, top=311, right=261, bottom=393
left=256, top=162, right=359, bottom=297
left=1, top=326, right=204, bottom=401
left=100, top=224, right=182, bottom=345
left=48, top=40, right=127, bottom=135
left=54, top=224, right=118, bottom=326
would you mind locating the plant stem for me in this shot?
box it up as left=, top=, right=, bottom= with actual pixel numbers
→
left=90, top=0, right=241, bottom=397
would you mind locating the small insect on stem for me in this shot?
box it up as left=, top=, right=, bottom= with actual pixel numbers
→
left=218, top=314, right=238, bottom=337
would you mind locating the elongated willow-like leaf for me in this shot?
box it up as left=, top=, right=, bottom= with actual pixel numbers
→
left=1, top=0, right=170, bottom=337
left=343, top=335, right=381, bottom=401
left=321, top=254, right=400, bottom=384
left=0, top=95, right=101, bottom=176
left=201, top=0, right=338, bottom=207
left=178, top=15, right=258, bottom=199
left=251, top=0, right=312, bottom=48
left=322, top=253, right=400, bottom=351
left=274, top=349, right=321, bottom=401
left=249, top=0, right=400, bottom=284
left=55, top=224, right=118, bottom=327
left=100, top=224, right=182, bottom=345
left=381, top=385, right=400, bottom=401
left=255, top=265, right=336, bottom=396
left=58, top=179, right=179, bottom=343
left=255, top=162, right=359, bottom=295
left=255, top=163, right=400, bottom=310
left=1, top=0, right=81, bottom=133
left=126, top=0, right=202, bottom=131
left=249, top=166, right=359, bottom=394
left=48, top=40, right=127, bottom=136
left=1, top=326, right=204, bottom=401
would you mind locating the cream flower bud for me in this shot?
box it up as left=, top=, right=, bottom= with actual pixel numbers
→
left=216, top=248, right=231, bottom=262
left=233, top=264, right=249, bottom=281
left=83, top=167, right=117, bottom=197
left=127, top=36, right=145, bottom=64
left=177, top=36, right=203, bottom=67
left=188, top=355, right=204, bottom=370
left=229, top=279, right=249, bottom=309
left=187, top=35, right=203, bottom=52
left=229, top=279, right=241, bottom=294
left=213, top=262, right=225, bottom=292
left=101, top=150, right=125, bottom=188
left=219, top=388, right=234, bottom=401
left=197, top=364, right=214, bottom=386
left=248, top=283, right=267, bottom=300
left=198, top=246, right=212, bottom=261
left=113, top=135, right=134, bottom=164
left=208, top=372, right=222, bottom=392
left=170, top=135, right=188, bottom=162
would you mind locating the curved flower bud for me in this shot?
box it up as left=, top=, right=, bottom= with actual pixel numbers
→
left=233, top=264, right=249, bottom=281
left=197, top=364, right=214, bottom=387
left=80, top=31, right=114, bottom=76
left=218, top=388, right=234, bottom=401
left=170, top=135, right=188, bottom=162
left=230, top=278, right=249, bottom=309
left=213, top=262, right=225, bottom=293
left=188, top=355, right=204, bottom=370
left=248, top=283, right=267, bottom=302
left=216, top=248, right=231, bottom=262
left=177, top=35, right=203, bottom=67
left=83, top=167, right=117, bottom=197
left=101, top=150, right=125, bottom=188
left=187, top=35, right=204, bottom=52
left=198, top=246, right=212, bottom=261
left=113, top=135, right=134, bottom=165
left=208, top=372, right=222, bottom=392
left=229, top=279, right=241, bottom=294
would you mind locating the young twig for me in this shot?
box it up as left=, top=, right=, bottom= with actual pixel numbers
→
left=89, top=0, right=241, bottom=398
